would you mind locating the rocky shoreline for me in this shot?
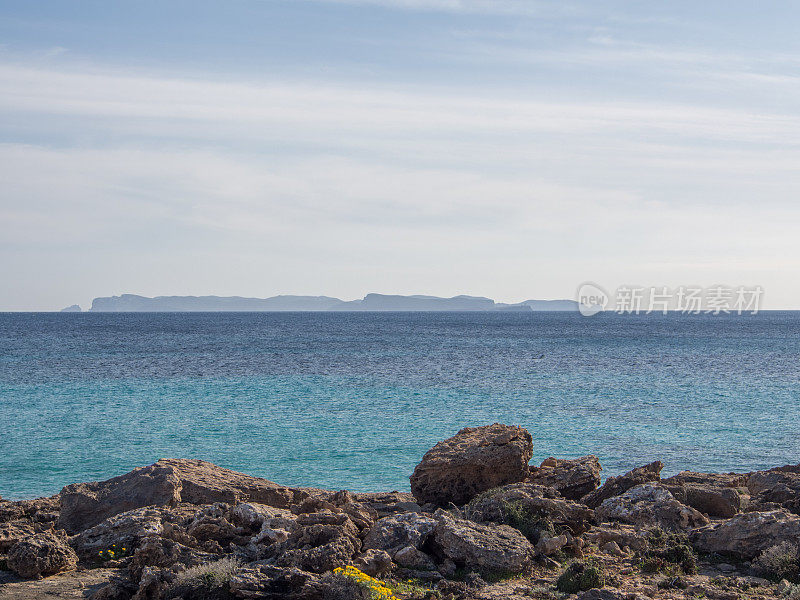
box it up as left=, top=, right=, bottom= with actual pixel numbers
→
left=1, top=423, right=799, bottom=599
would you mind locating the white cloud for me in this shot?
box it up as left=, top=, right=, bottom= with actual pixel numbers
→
left=1, top=59, right=799, bottom=309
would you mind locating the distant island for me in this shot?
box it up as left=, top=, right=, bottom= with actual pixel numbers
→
left=63, top=294, right=579, bottom=312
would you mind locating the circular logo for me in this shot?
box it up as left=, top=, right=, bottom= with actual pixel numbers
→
left=576, top=282, right=609, bottom=316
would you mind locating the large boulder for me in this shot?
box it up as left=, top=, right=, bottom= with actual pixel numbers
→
left=582, top=462, right=663, bottom=509
left=661, top=470, right=748, bottom=518
left=464, top=482, right=594, bottom=536
left=410, top=424, right=533, bottom=506
left=747, top=465, right=800, bottom=515
left=7, top=531, right=78, bottom=579
left=595, top=483, right=709, bottom=531
left=527, top=456, right=602, bottom=501
left=691, top=509, right=800, bottom=559
left=432, top=510, right=534, bottom=574
left=0, top=496, right=60, bottom=525
left=362, top=512, right=437, bottom=557
left=58, top=459, right=307, bottom=533
left=127, top=536, right=218, bottom=581
left=229, top=564, right=320, bottom=599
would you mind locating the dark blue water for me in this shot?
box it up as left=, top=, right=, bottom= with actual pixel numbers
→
left=2, top=312, right=799, bottom=500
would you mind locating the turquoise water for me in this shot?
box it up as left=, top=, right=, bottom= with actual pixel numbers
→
left=1, top=312, right=799, bottom=500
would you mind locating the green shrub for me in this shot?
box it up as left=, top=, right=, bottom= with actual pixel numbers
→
left=500, top=500, right=555, bottom=543
left=753, top=542, right=800, bottom=581
left=555, top=560, right=604, bottom=594
left=637, top=527, right=697, bottom=575
left=166, top=558, right=239, bottom=600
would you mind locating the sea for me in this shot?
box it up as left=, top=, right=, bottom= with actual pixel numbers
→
left=1, top=311, right=799, bottom=500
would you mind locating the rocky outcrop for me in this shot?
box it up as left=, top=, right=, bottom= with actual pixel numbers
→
left=7, top=531, right=78, bottom=579
left=464, top=482, right=594, bottom=535
left=127, top=537, right=217, bottom=581
left=660, top=470, right=748, bottom=518
left=691, top=509, right=800, bottom=559
left=595, top=483, right=709, bottom=531
left=70, top=506, right=166, bottom=560
left=432, top=510, right=534, bottom=574
left=528, top=456, right=602, bottom=501
left=58, top=459, right=306, bottom=533
left=362, top=512, right=437, bottom=557
left=582, top=462, right=663, bottom=509
left=410, top=424, right=533, bottom=506
left=747, top=465, right=800, bottom=515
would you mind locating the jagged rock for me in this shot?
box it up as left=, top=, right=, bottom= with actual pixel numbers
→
left=595, top=483, right=709, bottom=531
left=663, top=483, right=744, bottom=518
left=464, top=482, right=594, bottom=535
left=0, top=496, right=60, bottom=525
left=127, top=537, right=217, bottom=581
left=351, top=491, right=422, bottom=517
left=7, top=530, right=78, bottom=579
left=229, top=564, right=320, bottom=599
left=131, top=566, right=174, bottom=600
left=584, top=524, right=648, bottom=552
left=582, top=462, right=663, bottom=509
left=691, top=509, right=800, bottom=559
left=394, top=545, right=438, bottom=570
left=353, top=548, right=393, bottom=577
left=432, top=510, right=534, bottom=574
left=185, top=503, right=251, bottom=548
left=747, top=465, right=800, bottom=515
left=70, top=507, right=165, bottom=559
left=0, top=520, right=45, bottom=553
left=528, top=456, right=602, bottom=501
left=267, top=512, right=362, bottom=573
left=362, top=512, right=437, bottom=556
left=410, top=423, right=533, bottom=506
left=58, top=459, right=307, bottom=533
left=662, top=470, right=747, bottom=488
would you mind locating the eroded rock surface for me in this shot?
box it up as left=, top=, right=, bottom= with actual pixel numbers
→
left=410, top=424, right=533, bottom=506
left=691, top=508, right=800, bottom=559
left=527, top=456, right=602, bottom=501
left=595, top=483, right=709, bottom=531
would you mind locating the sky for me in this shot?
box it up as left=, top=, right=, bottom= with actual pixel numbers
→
left=1, top=1, right=799, bottom=310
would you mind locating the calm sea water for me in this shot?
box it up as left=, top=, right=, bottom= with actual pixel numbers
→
left=1, top=312, right=799, bottom=500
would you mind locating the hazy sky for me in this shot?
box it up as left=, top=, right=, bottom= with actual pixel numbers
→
left=2, top=0, right=799, bottom=310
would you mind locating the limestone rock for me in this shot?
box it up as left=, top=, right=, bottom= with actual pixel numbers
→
left=229, top=564, right=319, bottom=599
left=70, top=507, right=165, bottom=559
left=691, top=509, right=800, bottom=559
left=393, top=545, right=437, bottom=570
left=595, top=483, right=709, bottom=531
left=353, top=548, right=393, bottom=577
left=747, top=465, right=800, bottom=515
left=362, top=512, right=437, bottom=556
left=432, top=510, right=534, bottom=574
left=266, top=512, right=362, bottom=573
left=7, top=531, right=78, bottom=579
left=58, top=459, right=304, bottom=533
left=577, top=588, right=626, bottom=600
left=528, top=456, right=602, bottom=501
left=584, top=524, right=648, bottom=552
left=582, top=462, right=663, bottom=509
left=663, top=483, right=744, bottom=518
left=464, top=482, right=594, bottom=535
left=127, top=536, right=217, bottom=581
left=410, top=423, right=533, bottom=506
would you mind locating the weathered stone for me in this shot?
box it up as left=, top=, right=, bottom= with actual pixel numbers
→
left=7, top=531, right=78, bottom=579
left=0, top=496, right=60, bottom=525
left=362, top=512, right=437, bottom=556
left=662, top=470, right=747, bottom=488
left=464, top=482, right=594, bottom=535
left=127, top=537, right=217, bottom=581
left=582, top=462, right=663, bottom=509
left=229, top=564, right=319, bottom=599
left=267, top=513, right=362, bottom=573
left=663, top=483, right=744, bottom=518
left=0, top=520, right=44, bottom=553
left=535, top=533, right=568, bottom=556
left=353, top=548, right=393, bottom=578
left=393, top=545, right=437, bottom=570
left=595, top=483, right=709, bottom=531
left=691, top=509, right=800, bottom=559
left=70, top=507, right=165, bottom=559
left=528, top=456, right=602, bottom=501
left=351, top=491, right=422, bottom=517
left=747, top=465, right=800, bottom=515
left=432, top=510, right=534, bottom=574
left=410, top=424, right=533, bottom=506
left=584, top=524, right=647, bottom=552
left=58, top=459, right=305, bottom=533
left=577, top=588, right=626, bottom=600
